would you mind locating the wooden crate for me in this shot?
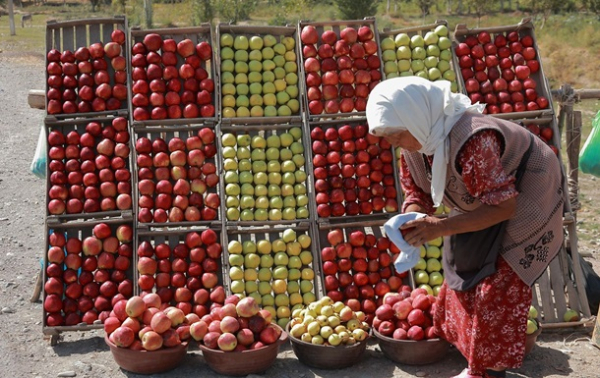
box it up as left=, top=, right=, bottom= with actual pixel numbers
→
left=43, top=219, right=135, bottom=345
left=306, top=117, right=402, bottom=223
left=378, top=20, right=462, bottom=93
left=215, top=24, right=304, bottom=125
left=218, top=122, right=314, bottom=227
left=453, top=18, right=554, bottom=120
left=129, top=25, right=218, bottom=125
left=314, top=219, right=412, bottom=325
left=45, top=114, right=134, bottom=224
left=221, top=222, right=321, bottom=328
left=45, top=17, right=131, bottom=122
left=131, top=123, right=222, bottom=229
left=135, top=225, right=226, bottom=317
left=298, top=18, right=384, bottom=121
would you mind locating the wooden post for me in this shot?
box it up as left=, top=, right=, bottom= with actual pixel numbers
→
left=8, top=0, right=16, bottom=36
left=144, top=0, right=153, bottom=29
left=567, top=111, right=582, bottom=211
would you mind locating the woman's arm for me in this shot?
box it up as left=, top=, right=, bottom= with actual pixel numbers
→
left=401, top=130, right=519, bottom=246
left=399, top=153, right=435, bottom=215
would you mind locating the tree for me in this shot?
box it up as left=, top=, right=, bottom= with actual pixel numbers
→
left=192, top=0, right=215, bottom=25
left=412, top=0, right=435, bottom=17
left=333, top=0, right=381, bottom=19
left=463, top=0, right=496, bottom=26
left=214, top=0, right=258, bottom=24
left=583, top=0, right=600, bottom=19
left=519, top=0, right=564, bottom=28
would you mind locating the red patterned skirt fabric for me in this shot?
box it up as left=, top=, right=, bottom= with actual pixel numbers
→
left=433, top=256, right=532, bottom=375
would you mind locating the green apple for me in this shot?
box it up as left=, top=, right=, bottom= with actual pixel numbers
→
left=286, top=241, right=301, bottom=256
left=437, top=60, right=450, bottom=73
left=395, top=33, right=410, bottom=47
left=250, top=106, right=264, bottom=118
left=254, top=172, right=268, bottom=185
left=288, top=268, right=301, bottom=281
left=415, top=70, right=428, bottom=80
left=245, top=281, right=258, bottom=294
left=240, top=195, right=255, bottom=209
left=231, top=279, right=245, bottom=294
left=396, top=45, right=411, bottom=60
left=226, top=196, right=240, bottom=208
left=287, top=280, right=300, bottom=294
left=284, top=61, right=297, bottom=73
left=280, top=148, right=292, bottom=160
left=221, top=59, right=234, bottom=72
left=285, top=72, right=298, bottom=85
left=265, top=147, right=279, bottom=161
left=248, top=35, right=263, bottom=50
left=281, top=160, right=296, bottom=173
left=296, top=196, right=309, bottom=209
left=261, top=70, right=275, bottom=83
left=268, top=172, right=282, bottom=185
left=223, top=159, right=238, bottom=173
left=251, top=148, right=266, bottom=161
left=282, top=172, right=295, bottom=185
left=281, top=184, right=294, bottom=197
left=246, top=59, right=261, bottom=72
left=426, top=258, right=442, bottom=272
left=263, top=82, right=276, bottom=94
left=282, top=36, right=295, bottom=51
left=269, top=209, right=282, bottom=220
left=221, top=33, right=234, bottom=47
left=266, top=134, right=280, bottom=148
left=267, top=184, right=281, bottom=197
left=255, top=196, right=269, bottom=209
left=438, top=36, right=452, bottom=50
left=238, top=159, right=251, bottom=171
left=262, top=46, right=275, bottom=60
left=254, top=209, right=268, bottom=221
left=382, top=49, right=396, bottom=62
left=380, top=37, right=395, bottom=51
left=267, top=161, right=281, bottom=173
left=272, top=279, right=287, bottom=294
left=424, top=56, right=438, bottom=69
left=229, top=266, right=243, bottom=280
left=259, top=254, right=273, bottom=269
left=250, top=93, right=263, bottom=106
left=228, top=240, right=243, bottom=254
left=427, top=44, right=441, bottom=57
left=275, top=293, right=290, bottom=307
left=221, top=71, right=235, bottom=84
left=274, top=79, right=287, bottom=92
left=242, top=240, right=257, bottom=254
left=234, top=49, right=248, bottom=62
left=262, top=59, right=276, bottom=71
left=294, top=184, right=307, bottom=195
left=273, top=56, right=285, bottom=68
left=249, top=49, right=263, bottom=62
left=397, top=59, right=411, bottom=72
left=276, top=91, right=290, bottom=105
left=222, top=133, right=237, bottom=147
left=253, top=184, right=266, bottom=196
left=256, top=239, right=271, bottom=255
left=258, top=281, right=272, bottom=295
left=429, top=271, right=444, bottom=286
left=440, top=49, right=452, bottom=61
left=286, top=85, right=299, bottom=100
left=415, top=258, right=427, bottom=271
left=414, top=270, right=429, bottom=284
left=443, top=70, right=456, bottom=81
left=278, top=104, right=291, bottom=118
left=419, top=284, right=433, bottom=295
left=249, top=292, right=262, bottom=305
left=292, top=154, right=305, bottom=168
left=263, top=34, right=277, bottom=47
left=229, top=254, right=244, bottom=267
left=410, top=34, right=425, bottom=48
left=384, top=61, right=398, bottom=75
left=273, top=43, right=286, bottom=56
left=289, top=127, right=302, bottom=140
left=451, top=81, right=458, bottom=92
left=428, top=67, right=441, bottom=80
left=278, top=132, right=292, bottom=147
left=412, top=46, right=426, bottom=60
left=294, top=170, right=307, bottom=183
left=235, top=61, right=249, bottom=74
left=300, top=280, right=314, bottom=295
left=299, top=250, right=312, bottom=265
left=426, top=245, right=441, bottom=258
left=235, top=133, right=249, bottom=147
left=526, top=319, right=538, bottom=334
left=434, top=24, right=449, bottom=37
left=257, top=266, right=272, bottom=282
left=269, top=196, right=283, bottom=209
left=236, top=146, right=250, bottom=160
left=234, top=35, right=249, bottom=50
left=282, top=196, right=296, bottom=208
left=274, top=67, right=286, bottom=81
left=251, top=135, right=266, bottom=148
left=225, top=183, right=240, bottom=196
left=244, top=253, right=260, bottom=268
left=222, top=83, right=236, bottom=96
left=226, top=207, right=240, bottom=220
left=301, top=268, right=314, bottom=280
left=222, top=94, right=236, bottom=108
left=235, top=73, right=248, bottom=84
left=240, top=209, right=254, bottom=221
left=224, top=171, right=238, bottom=184
left=424, top=31, right=439, bottom=46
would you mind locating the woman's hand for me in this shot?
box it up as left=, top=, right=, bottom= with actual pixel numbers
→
left=400, top=216, right=447, bottom=247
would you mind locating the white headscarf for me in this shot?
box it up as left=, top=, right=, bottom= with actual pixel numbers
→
left=366, top=77, right=484, bottom=207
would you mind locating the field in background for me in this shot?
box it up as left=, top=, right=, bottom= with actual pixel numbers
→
left=1, top=0, right=598, bottom=250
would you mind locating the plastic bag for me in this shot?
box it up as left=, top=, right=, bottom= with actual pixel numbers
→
left=30, top=125, right=46, bottom=179
left=384, top=212, right=426, bottom=273
left=580, top=110, right=600, bottom=177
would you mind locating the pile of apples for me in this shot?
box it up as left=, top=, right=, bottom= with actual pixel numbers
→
left=105, top=293, right=197, bottom=350
left=321, top=229, right=407, bottom=325
left=227, top=229, right=317, bottom=329
left=288, top=295, right=370, bottom=346
left=300, top=24, right=382, bottom=115
left=137, top=229, right=225, bottom=317
left=522, top=122, right=558, bottom=155
left=131, top=33, right=216, bottom=121
left=412, top=236, right=444, bottom=296
left=134, top=127, right=220, bottom=224
left=46, top=29, right=127, bottom=115
left=221, top=128, right=309, bottom=221
left=526, top=305, right=539, bottom=335
left=47, top=117, right=132, bottom=215
left=373, top=287, right=439, bottom=341
left=379, top=24, right=459, bottom=91
left=192, top=296, right=283, bottom=351
left=44, top=223, right=134, bottom=326
left=311, top=123, right=398, bottom=217
left=455, top=30, right=550, bottom=114
left=219, top=32, right=300, bottom=118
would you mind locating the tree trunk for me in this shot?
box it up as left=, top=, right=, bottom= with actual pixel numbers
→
left=8, top=0, right=16, bottom=36
left=500, top=0, right=504, bottom=12
left=446, top=0, right=452, bottom=14
left=457, top=0, right=463, bottom=14
left=387, top=0, right=390, bottom=14
left=144, top=0, right=153, bottom=28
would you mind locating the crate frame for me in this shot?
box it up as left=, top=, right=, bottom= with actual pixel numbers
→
left=45, top=17, right=131, bottom=123
left=131, top=122, right=222, bottom=230
left=297, top=17, right=385, bottom=121
left=134, top=224, right=227, bottom=306
left=378, top=20, right=463, bottom=93
left=220, top=222, right=323, bottom=317
left=42, top=218, right=135, bottom=343
left=45, top=113, right=134, bottom=225
left=453, top=17, right=555, bottom=120
left=128, top=24, right=219, bottom=126
left=215, top=23, right=305, bottom=125
left=313, top=219, right=414, bottom=307
left=306, top=117, right=404, bottom=224
left=218, top=121, right=315, bottom=227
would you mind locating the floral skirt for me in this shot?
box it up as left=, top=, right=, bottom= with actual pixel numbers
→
left=434, top=256, right=532, bottom=375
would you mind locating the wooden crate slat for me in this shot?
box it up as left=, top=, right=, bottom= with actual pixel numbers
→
left=75, top=24, right=87, bottom=48
left=548, top=254, right=568, bottom=319
left=537, top=268, right=557, bottom=322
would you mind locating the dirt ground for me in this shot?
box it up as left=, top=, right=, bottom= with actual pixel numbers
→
left=0, top=52, right=599, bottom=378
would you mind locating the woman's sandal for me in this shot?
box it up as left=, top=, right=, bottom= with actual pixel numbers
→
left=451, top=368, right=485, bottom=378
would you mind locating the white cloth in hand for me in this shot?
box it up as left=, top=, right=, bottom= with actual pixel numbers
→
left=384, top=212, right=427, bottom=273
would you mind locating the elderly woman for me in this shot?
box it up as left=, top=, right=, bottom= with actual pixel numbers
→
left=366, top=77, right=564, bottom=378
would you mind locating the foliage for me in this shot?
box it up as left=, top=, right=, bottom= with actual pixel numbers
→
left=191, top=0, right=214, bottom=25
left=463, top=0, right=497, bottom=25
left=582, top=0, right=600, bottom=18
left=409, top=0, right=436, bottom=17
left=333, top=0, right=382, bottom=19
left=213, top=0, right=258, bottom=24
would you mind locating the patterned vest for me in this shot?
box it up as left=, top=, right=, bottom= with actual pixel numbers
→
left=403, top=113, right=564, bottom=286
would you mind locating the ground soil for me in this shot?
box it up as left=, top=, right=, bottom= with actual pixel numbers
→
left=0, top=52, right=599, bottom=378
